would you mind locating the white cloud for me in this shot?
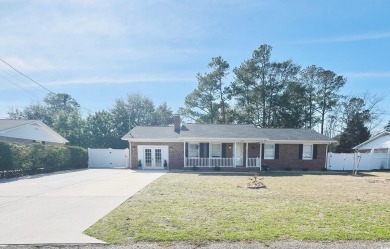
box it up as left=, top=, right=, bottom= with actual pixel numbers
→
left=1, top=57, right=57, bottom=72
left=46, top=76, right=195, bottom=87
left=0, top=1, right=207, bottom=73
left=68, top=0, right=99, bottom=7
left=344, top=71, right=390, bottom=79
left=292, top=32, right=390, bottom=44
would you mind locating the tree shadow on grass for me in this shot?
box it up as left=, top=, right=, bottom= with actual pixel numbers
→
left=175, top=170, right=382, bottom=177
left=176, top=171, right=308, bottom=177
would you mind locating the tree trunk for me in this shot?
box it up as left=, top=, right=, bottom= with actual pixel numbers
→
left=220, top=79, right=226, bottom=124
left=320, top=99, right=326, bottom=134
left=308, top=95, right=312, bottom=129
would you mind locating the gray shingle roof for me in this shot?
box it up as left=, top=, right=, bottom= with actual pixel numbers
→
left=122, top=123, right=335, bottom=143
left=123, top=126, right=180, bottom=140
left=180, top=124, right=261, bottom=139
left=0, top=119, right=35, bottom=131
left=255, top=128, right=334, bottom=141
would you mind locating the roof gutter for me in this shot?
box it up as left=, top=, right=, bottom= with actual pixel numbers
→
left=121, top=138, right=180, bottom=142
left=179, top=137, right=270, bottom=142
left=122, top=137, right=336, bottom=144
left=269, top=139, right=337, bottom=144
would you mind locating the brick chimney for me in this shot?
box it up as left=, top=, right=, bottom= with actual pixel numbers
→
left=173, top=114, right=181, bottom=133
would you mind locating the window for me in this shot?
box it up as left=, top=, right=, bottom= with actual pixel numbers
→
left=264, top=144, right=275, bottom=160
left=210, top=143, right=222, bottom=158
left=302, top=144, right=313, bottom=160
left=188, top=143, right=199, bottom=158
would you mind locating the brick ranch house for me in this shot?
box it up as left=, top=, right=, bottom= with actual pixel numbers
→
left=122, top=115, right=335, bottom=171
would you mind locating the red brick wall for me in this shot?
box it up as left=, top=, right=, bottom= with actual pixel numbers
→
left=128, top=142, right=327, bottom=171
left=262, top=144, right=327, bottom=170
left=129, top=142, right=184, bottom=170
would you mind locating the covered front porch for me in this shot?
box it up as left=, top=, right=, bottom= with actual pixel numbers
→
left=183, top=141, right=263, bottom=168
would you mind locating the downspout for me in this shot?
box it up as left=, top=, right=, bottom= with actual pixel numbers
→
left=129, top=141, right=132, bottom=169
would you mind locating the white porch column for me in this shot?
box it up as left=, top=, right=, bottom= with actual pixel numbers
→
left=259, top=142, right=262, bottom=170
left=208, top=143, right=210, bottom=167
left=234, top=142, right=237, bottom=167
left=325, top=144, right=329, bottom=169
left=183, top=141, right=186, bottom=167
left=246, top=142, right=249, bottom=167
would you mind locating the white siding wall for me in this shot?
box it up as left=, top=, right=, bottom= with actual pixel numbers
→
left=356, top=133, right=390, bottom=150
left=0, top=123, right=65, bottom=143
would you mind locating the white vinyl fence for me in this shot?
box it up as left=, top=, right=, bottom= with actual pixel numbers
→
left=327, top=150, right=390, bottom=171
left=88, top=148, right=129, bottom=168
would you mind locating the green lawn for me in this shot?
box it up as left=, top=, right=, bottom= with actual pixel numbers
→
left=85, top=172, right=390, bottom=243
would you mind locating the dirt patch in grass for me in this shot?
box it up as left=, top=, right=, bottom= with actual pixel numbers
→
left=85, top=172, right=390, bottom=243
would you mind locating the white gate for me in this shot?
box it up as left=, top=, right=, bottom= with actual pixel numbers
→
left=327, top=150, right=390, bottom=171
left=88, top=148, right=129, bottom=168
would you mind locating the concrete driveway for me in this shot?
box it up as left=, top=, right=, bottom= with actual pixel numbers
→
left=0, top=169, right=166, bottom=244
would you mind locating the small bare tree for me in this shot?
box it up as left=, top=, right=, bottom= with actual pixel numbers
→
left=353, top=151, right=362, bottom=175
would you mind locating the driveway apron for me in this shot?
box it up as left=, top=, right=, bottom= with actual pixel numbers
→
left=0, top=169, right=166, bottom=244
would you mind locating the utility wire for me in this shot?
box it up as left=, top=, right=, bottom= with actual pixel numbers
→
left=0, top=58, right=54, bottom=94
left=0, top=74, right=40, bottom=99
left=0, top=65, right=47, bottom=94
left=0, top=58, right=93, bottom=114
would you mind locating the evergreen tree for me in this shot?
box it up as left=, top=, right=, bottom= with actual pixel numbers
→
left=181, top=56, right=230, bottom=123
left=230, top=44, right=300, bottom=127
left=153, top=102, right=173, bottom=126
left=336, top=97, right=371, bottom=152
left=336, top=116, right=370, bottom=153
left=83, top=110, right=117, bottom=148
left=315, top=70, right=346, bottom=134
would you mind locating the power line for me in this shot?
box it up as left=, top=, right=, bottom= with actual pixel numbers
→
left=0, top=65, right=47, bottom=94
left=0, top=58, right=54, bottom=94
left=0, top=73, right=40, bottom=99
left=0, top=58, right=94, bottom=114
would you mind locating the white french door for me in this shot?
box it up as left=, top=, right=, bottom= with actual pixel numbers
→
left=144, top=148, right=163, bottom=168
left=235, top=143, right=244, bottom=166
left=139, top=146, right=168, bottom=169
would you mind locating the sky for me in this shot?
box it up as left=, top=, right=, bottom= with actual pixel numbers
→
left=1, top=0, right=390, bottom=127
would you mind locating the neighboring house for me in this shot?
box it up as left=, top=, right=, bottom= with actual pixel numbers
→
left=0, top=119, right=68, bottom=145
left=326, top=131, right=390, bottom=171
left=353, top=131, right=390, bottom=153
left=122, top=115, right=335, bottom=171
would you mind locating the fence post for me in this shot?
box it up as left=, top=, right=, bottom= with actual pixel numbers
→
left=88, top=148, right=90, bottom=168
left=387, top=148, right=390, bottom=169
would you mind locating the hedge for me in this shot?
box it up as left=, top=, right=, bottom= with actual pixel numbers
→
left=0, top=142, right=88, bottom=178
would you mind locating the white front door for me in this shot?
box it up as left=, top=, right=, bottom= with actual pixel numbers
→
left=139, top=146, right=168, bottom=169
left=235, top=143, right=243, bottom=167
